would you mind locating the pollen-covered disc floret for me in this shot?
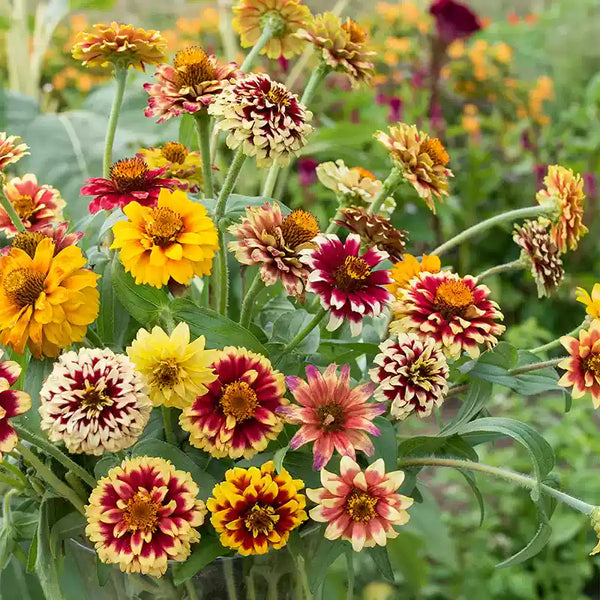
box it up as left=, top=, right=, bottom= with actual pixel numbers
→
left=39, top=348, right=152, bottom=455
left=0, top=132, right=28, bottom=171
left=0, top=359, right=31, bottom=459
left=207, top=461, right=307, bottom=555
left=307, top=456, right=413, bottom=552
left=85, top=456, right=206, bottom=577
left=208, top=74, right=313, bottom=168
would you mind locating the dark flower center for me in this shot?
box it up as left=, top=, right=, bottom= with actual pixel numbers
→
left=583, top=353, right=600, bottom=378
left=219, top=380, right=258, bottom=423
left=110, top=157, right=149, bottom=192
left=345, top=488, right=377, bottom=522
left=174, top=47, right=215, bottom=88
left=433, top=280, right=474, bottom=319
left=123, top=491, right=160, bottom=532
left=342, top=18, right=368, bottom=44
left=3, top=268, right=45, bottom=307
left=12, top=195, right=35, bottom=220
left=316, top=401, right=345, bottom=432
left=333, top=256, right=371, bottom=291
left=160, top=142, right=188, bottom=165
left=151, top=359, right=181, bottom=389
left=11, top=231, right=47, bottom=258
left=266, top=85, right=291, bottom=107
left=146, top=207, right=184, bottom=247
left=80, top=383, right=113, bottom=415
left=280, top=209, right=319, bottom=249
left=244, top=504, right=279, bottom=536
left=421, top=138, right=450, bottom=167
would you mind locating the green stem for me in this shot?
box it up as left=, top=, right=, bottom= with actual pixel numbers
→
left=162, top=406, right=176, bottom=445
left=240, top=25, right=274, bottom=73
left=223, top=559, right=238, bottom=600
left=531, top=321, right=586, bottom=354
left=325, top=210, right=342, bottom=234
left=103, top=67, right=128, bottom=179
left=194, top=111, right=214, bottom=199
left=398, top=456, right=594, bottom=515
left=184, top=579, right=199, bottom=600
left=3, top=488, right=19, bottom=523
left=239, top=271, right=264, bottom=328
left=345, top=552, right=355, bottom=600
left=215, top=148, right=246, bottom=220
left=476, top=259, right=524, bottom=282
left=282, top=308, right=327, bottom=354
left=0, top=187, right=25, bottom=232
left=369, top=166, right=403, bottom=216
left=216, top=230, right=229, bottom=315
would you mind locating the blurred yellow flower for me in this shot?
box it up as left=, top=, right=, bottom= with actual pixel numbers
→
left=576, top=284, right=600, bottom=319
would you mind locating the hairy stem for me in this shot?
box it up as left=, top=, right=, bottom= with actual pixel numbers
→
left=476, top=259, right=524, bottom=282
left=240, top=25, right=274, bottom=73
left=530, top=320, right=586, bottom=355
left=239, top=271, right=264, bottom=328
left=194, top=111, right=214, bottom=199
left=282, top=308, right=327, bottom=354
left=103, top=67, right=128, bottom=178
left=162, top=406, right=176, bottom=445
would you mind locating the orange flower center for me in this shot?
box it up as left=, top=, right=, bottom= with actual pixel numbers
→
left=351, top=166, right=377, bottom=181
left=342, top=18, right=368, bottom=44
left=151, top=359, right=181, bottom=389
left=333, top=256, right=371, bottom=291
left=123, top=491, right=160, bottom=533
left=219, top=380, right=258, bottom=422
left=110, top=157, right=148, bottom=192
left=11, top=231, right=47, bottom=258
left=421, top=138, right=450, bottom=167
left=266, top=85, right=291, bottom=107
left=583, top=353, right=600, bottom=378
left=3, top=268, right=45, bottom=308
left=174, top=47, right=215, bottom=89
left=160, top=142, right=188, bottom=165
left=280, top=209, right=319, bottom=249
left=345, top=488, right=377, bottom=522
left=146, top=207, right=184, bottom=247
left=80, top=383, right=112, bottom=415
left=12, top=195, right=35, bottom=220
left=243, top=504, right=279, bottom=536
left=433, top=280, right=474, bottom=319
left=316, top=401, right=346, bottom=432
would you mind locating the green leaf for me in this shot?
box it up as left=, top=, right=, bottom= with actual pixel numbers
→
left=495, top=521, right=552, bottom=568
left=441, top=380, right=493, bottom=436
left=36, top=499, right=66, bottom=600
left=97, top=261, right=115, bottom=344
left=0, top=526, right=15, bottom=571
left=308, top=537, right=346, bottom=593
left=269, top=309, right=320, bottom=354
left=94, top=456, right=120, bottom=480
left=367, top=546, right=394, bottom=582
left=371, top=417, right=398, bottom=470
left=50, top=513, right=86, bottom=556
left=172, top=537, right=225, bottom=585
left=15, top=357, right=53, bottom=434
left=456, top=469, right=485, bottom=526
left=26, top=531, right=37, bottom=574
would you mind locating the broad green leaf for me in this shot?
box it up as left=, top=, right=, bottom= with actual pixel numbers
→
left=371, top=417, right=398, bottom=470
left=50, top=513, right=86, bottom=556
left=0, top=526, right=15, bottom=571
left=97, top=261, right=115, bottom=344
left=269, top=309, right=320, bottom=354
left=172, top=537, right=225, bottom=585
left=366, top=545, right=394, bottom=582
left=94, top=456, right=120, bottom=480
left=36, top=499, right=65, bottom=600
left=496, top=521, right=552, bottom=568
left=15, top=357, right=53, bottom=434
left=441, top=380, right=493, bottom=436
left=307, top=537, right=346, bottom=593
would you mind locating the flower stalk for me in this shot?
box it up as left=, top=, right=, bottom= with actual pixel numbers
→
left=162, top=406, right=176, bottom=445
left=476, top=259, right=525, bottom=282
left=282, top=307, right=327, bottom=354
left=239, top=18, right=277, bottom=73
left=194, top=111, right=215, bottom=199
left=240, top=271, right=264, bottom=328
left=530, top=320, right=587, bottom=355
left=369, top=166, right=403, bottom=215
left=103, top=67, right=128, bottom=178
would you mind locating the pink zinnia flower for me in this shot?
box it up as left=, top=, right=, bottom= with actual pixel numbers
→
left=301, top=234, right=392, bottom=336
left=0, top=359, right=31, bottom=459
left=3, top=222, right=84, bottom=257
left=430, top=0, right=481, bottom=46
left=279, top=364, right=386, bottom=470
left=307, top=456, right=413, bottom=552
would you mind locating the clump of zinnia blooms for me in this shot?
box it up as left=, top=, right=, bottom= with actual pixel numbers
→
left=72, top=22, right=167, bottom=70
left=85, top=456, right=206, bottom=577
left=137, top=143, right=203, bottom=193
left=180, top=346, right=286, bottom=459
left=5, top=223, right=84, bottom=258
left=576, top=284, right=600, bottom=319
left=0, top=238, right=99, bottom=357
left=207, top=461, right=307, bottom=555
left=233, top=0, right=311, bottom=59
left=144, top=47, right=240, bottom=123
left=208, top=74, right=313, bottom=167
left=39, top=348, right=152, bottom=455
left=387, top=253, right=441, bottom=300
left=375, top=123, right=454, bottom=213
left=307, top=456, right=413, bottom=552
left=0, top=359, right=31, bottom=459
left=228, top=203, right=319, bottom=298
left=111, top=188, right=219, bottom=288
left=280, top=364, right=385, bottom=470
left=127, top=322, right=217, bottom=409
left=0, top=132, right=28, bottom=170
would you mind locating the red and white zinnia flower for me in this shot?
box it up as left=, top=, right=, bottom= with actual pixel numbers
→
left=0, top=359, right=31, bottom=459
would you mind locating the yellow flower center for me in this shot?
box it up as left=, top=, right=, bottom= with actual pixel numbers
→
left=583, top=353, right=600, bottom=378
left=110, top=157, right=148, bottom=192
left=421, top=138, right=450, bottom=167
left=316, top=401, right=345, bottom=432
left=160, top=142, right=188, bottom=165
left=219, top=380, right=258, bottom=422
left=266, top=86, right=291, bottom=107
left=11, top=231, right=47, bottom=258
left=80, top=383, right=112, bottom=415
left=146, top=207, right=184, bottom=247
left=333, top=256, right=371, bottom=291
left=12, top=195, right=35, bottom=220
left=174, top=47, right=215, bottom=89
left=351, top=166, right=377, bottom=181
left=123, top=491, right=160, bottom=533
left=3, top=268, right=45, bottom=308
left=345, top=488, right=378, bottom=522
left=433, top=280, right=474, bottom=319
left=280, top=209, right=319, bottom=249
left=342, top=19, right=368, bottom=44
left=151, top=359, right=181, bottom=389
left=243, top=504, right=279, bottom=536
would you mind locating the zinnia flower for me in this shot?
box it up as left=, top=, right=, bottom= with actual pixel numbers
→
left=111, top=188, right=219, bottom=288
left=279, top=364, right=385, bottom=470
left=72, top=22, right=167, bottom=70
left=0, top=174, right=65, bottom=238
left=3, top=223, right=83, bottom=258
left=388, top=253, right=441, bottom=299
left=144, top=47, right=240, bottom=123
left=86, top=456, right=206, bottom=577
left=390, top=271, right=505, bottom=359
left=127, top=322, right=217, bottom=409
left=208, top=74, right=313, bottom=168
left=39, top=348, right=152, bottom=455
left=0, top=133, right=28, bottom=171
left=180, top=347, right=286, bottom=459
left=301, top=234, right=392, bottom=336
left=307, top=456, right=413, bottom=552
left=576, top=284, right=600, bottom=320
left=369, top=333, right=449, bottom=420
left=228, top=203, right=319, bottom=298
left=430, top=0, right=481, bottom=46
left=536, top=165, right=588, bottom=253
left=589, top=507, right=600, bottom=555
left=207, top=461, right=307, bottom=555
left=375, top=123, right=454, bottom=213
left=137, top=143, right=203, bottom=192
left=0, top=359, right=31, bottom=459
left=233, top=0, right=311, bottom=59
left=0, top=238, right=99, bottom=358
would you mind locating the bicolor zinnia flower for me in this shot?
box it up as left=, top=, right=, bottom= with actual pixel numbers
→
left=72, top=22, right=167, bottom=70
left=3, top=223, right=83, bottom=258
left=111, top=188, right=219, bottom=288
left=39, top=348, right=152, bottom=455
left=228, top=203, right=319, bottom=298
left=279, top=364, right=385, bottom=470
left=301, top=234, right=392, bottom=336
left=369, top=333, right=449, bottom=420
left=390, top=271, right=505, bottom=359
left=127, top=322, right=217, bottom=409
left=430, top=0, right=481, bottom=46
left=180, top=347, right=286, bottom=459
left=0, top=133, right=28, bottom=171
left=375, top=123, right=454, bottom=213
left=233, top=0, right=311, bottom=59
left=576, top=284, right=600, bottom=320
left=86, top=456, right=206, bottom=577
left=208, top=74, right=313, bottom=167
left=0, top=174, right=65, bottom=238
left=388, top=253, right=441, bottom=300
left=144, top=47, right=240, bottom=123
left=207, top=461, right=307, bottom=555
left=137, top=143, right=203, bottom=193
left=0, top=360, right=31, bottom=459
left=307, top=456, right=413, bottom=552
left=0, top=239, right=99, bottom=358
left=536, top=165, right=588, bottom=253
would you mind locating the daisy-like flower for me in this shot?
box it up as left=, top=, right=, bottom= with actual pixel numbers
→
left=388, top=253, right=441, bottom=299
left=144, top=47, right=240, bottom=123
left=369, top=333, right=449, bottom=420
left=279, top=364, right=385, bottom=470
left=513, top=219, right=564, bottom=298
left=81, top=157, right=178, bottom=214
left=301, top=234, right=392, bottom=336
left=3, top=223, right=83, bottom=258
left=391, top=271, right=505, bottom=359
left=228, top=203, right=319, bottom=298
left=375, top=123, right=454, bottom=213
left=298, top=13, right=376, bottom=87
left=86, top=456, right=206, bottom=577
left=180, top=347, right=286, bottom=459
left=0, top=359, right=31, bottom=459
left=208, top=74, right=313, bottom=168
left=307, top=456, right=413, bottom=552
left=233, top=0, right=311, bottom=59
left=0, top=174, right=65, bottom=238
left=137, top=143, right=203, bottom=193
left=576, top=284, right=600, bottom=320
left=127, top=322, right=217, bottom=409
left=39, top=348, right=152, bottom=455
left=536, top=165, right=588, bottom=253
left=0, top=238, right=99, bottom=358
left=0, top=133, right=28, bottom=171
left=207, top=461, right=307, bottom=555
left=72, top=22, right=167, bottom=70
left=111, top=188, right=219, bottom=288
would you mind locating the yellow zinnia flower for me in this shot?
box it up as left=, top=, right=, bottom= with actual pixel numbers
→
left=388, top=253, right=441, bottom=299
left=576, top=284, right=600, bottom=319
left=111, top=188, right=219, bottom=288
left=137, top=143, right=203, bottom=193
